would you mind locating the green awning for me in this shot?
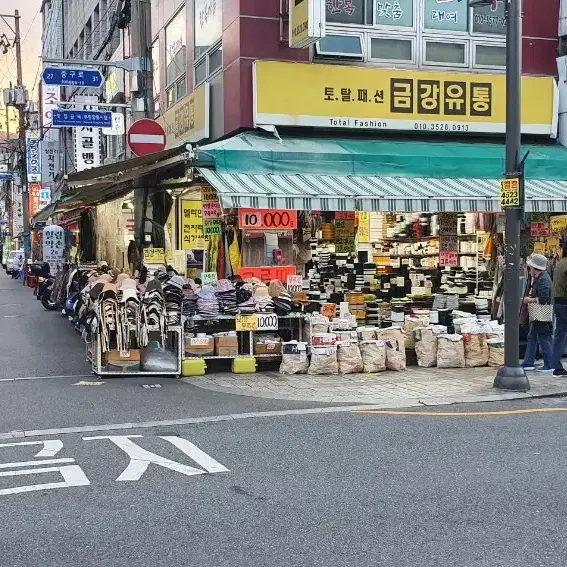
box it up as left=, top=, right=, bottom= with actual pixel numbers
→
left=196, top=132, right=567, bottom=213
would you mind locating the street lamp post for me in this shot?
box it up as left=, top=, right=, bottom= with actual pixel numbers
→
left=467, top=0, right=529, bottom=390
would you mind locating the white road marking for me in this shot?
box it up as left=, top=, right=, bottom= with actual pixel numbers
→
left=0, top=465, right=90, bottom=496
left=0, top=374, right=94, bottom=383
left=0, top=403, right=416, bottom=440
left=0, top=458, right=74, bottom=469
left=0, top=440, right=63, bottom=457
left=83, top=435, right=229, bottom=481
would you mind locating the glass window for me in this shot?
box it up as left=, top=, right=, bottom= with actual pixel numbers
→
left=154, top=98, right=161, bottom=119
left=209, top=45, right=223, bottom=73
left=423, top=0, right=468, bottom=32
left=425, top=41, right=466, bottom=64
left=165, top=7, right=187, bottom=87
left=152, top=40, right=161, bottom=94
left=375, top=0, right=413, bottom=27
left=325, top=0, right=367, bottom=25
left=475, top=44, right=506, bottom=66
left=195, top=59, right=208, bottom=85
left=472, top=2, right=506, bottom=35
left=370, top=37, right=412, bottom=60
left=176, top=77, right=187, bottom=100
left=316, top=35, right=364, bottom=58
left=166, top=87, right=175, bottom=108
left=195, top=0, right=223, bottom=59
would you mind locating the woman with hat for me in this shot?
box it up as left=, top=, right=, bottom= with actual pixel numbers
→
left=521, top=253, right=553, bottom=372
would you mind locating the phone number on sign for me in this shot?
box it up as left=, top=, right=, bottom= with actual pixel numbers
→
left=414, top=123, right=470, bottom=132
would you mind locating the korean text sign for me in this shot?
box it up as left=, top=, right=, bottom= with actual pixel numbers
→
left=238, top=208, right=298, bottom=230
left=253, top=61, right=556, bottom=136
left=181, top=200, right=205, bottom=250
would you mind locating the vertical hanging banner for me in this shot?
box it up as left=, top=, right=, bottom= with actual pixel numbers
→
left=26, top=133, right=42, bottom=182
left=29, top=184, right=42, bottom=219
left=74, top=95, right=101, bottom=172
left=13, top=185, right=24, bottom=235
left=41, top=85, right=61, bottom=195
left=181, top=200, right=205, bottom=250
left=202, top=186, right=222, bottom=219
left=43, top=225, right=65, bottom=273
left=289, top=0, right=326, bottom=48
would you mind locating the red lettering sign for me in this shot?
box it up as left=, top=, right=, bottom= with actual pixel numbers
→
left=238, top=265, right=297, bottom=283
left=238, top=208, right=298, bottom=230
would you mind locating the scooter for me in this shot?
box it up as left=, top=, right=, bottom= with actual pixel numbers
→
left=28, top=263, right=59, bottom=311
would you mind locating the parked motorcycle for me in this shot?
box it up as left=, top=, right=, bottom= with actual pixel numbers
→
left=28, top=263, right=59, bottom=311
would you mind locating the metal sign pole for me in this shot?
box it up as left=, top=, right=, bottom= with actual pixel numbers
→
left=493, top=0, right=530, bottom=391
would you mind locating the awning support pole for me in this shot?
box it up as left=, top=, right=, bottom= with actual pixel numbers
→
left=493, top=0, right=530, bottom=392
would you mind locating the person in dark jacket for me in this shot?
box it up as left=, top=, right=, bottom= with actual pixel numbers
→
left=552, top=242, right=567, bottom=376
left=522, top=254, right=553, bottom=372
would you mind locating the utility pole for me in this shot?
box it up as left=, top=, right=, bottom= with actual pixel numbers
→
left=13, top=9, right=30, bottom=260
left=129, top=0, right=154, bottom=270
left=1, top=10, right=29, bottom=258
left=493, top=0, right=530, bottom=391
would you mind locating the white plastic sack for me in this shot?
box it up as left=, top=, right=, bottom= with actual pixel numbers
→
left=385, top=339, right=406, bottom=371
left=437, top=334, right=465, bottom=368
left=280, top=353, right=309, bottom=375
left=487, top=338, right=505, bottom=367
left=414, top=327, right=438, bottom=368
left=463, top=333, right=489, bottom=367
left=337, top=343, right=364, bottom=374
left=308, top=346, right=339, bottom=375
left=360, top=340, right=386, bottom=373
left=404, top=316, right=427, bottom=349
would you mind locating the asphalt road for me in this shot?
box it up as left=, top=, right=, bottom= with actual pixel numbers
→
left=3, top=273, right=567, bottom=566
left=1, top=402, right=567, bottom=567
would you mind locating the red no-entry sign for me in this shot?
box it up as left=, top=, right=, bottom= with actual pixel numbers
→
left=127, top=119, right=166, bottom=157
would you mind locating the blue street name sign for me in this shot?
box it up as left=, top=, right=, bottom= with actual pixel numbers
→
left=0, top=173, right=13, bottom=181
left=42, top=67, right=104, bottom=88
left=52, top=110, right=112, bottom=128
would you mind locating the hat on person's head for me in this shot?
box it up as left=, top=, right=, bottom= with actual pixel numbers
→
left=527, top=254, right=548, bottom=271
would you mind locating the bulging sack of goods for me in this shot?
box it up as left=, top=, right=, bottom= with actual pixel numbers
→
left=360, top=340, right=386, bottom=373
left=385, top=340, right=406, bottom=371
left=308, top=346, right=339, bottom=375
left=311, top=315, right=330, bottom=335
left=280, top=341, right=309, bottom=375
left=487, top=338, right=505, bottom=367
left=463, top=333, right=489, bottom=368
left=337, top=342, right=364, bottom=374
left=437, top=334, right=465, bottom=368
left=414, top=327, right=439, bottom=368
left=376, top=326, right=404, bottom=344
left=357, top=326, right=377, bottom=341
left=404, top=316, right=427, bottom=349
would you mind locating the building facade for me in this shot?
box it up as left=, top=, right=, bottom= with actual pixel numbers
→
left=150, top=0, right=560, bottom=143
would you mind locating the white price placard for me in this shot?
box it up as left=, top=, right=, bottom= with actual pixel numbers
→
left=257, top=313, right=279, bottom=331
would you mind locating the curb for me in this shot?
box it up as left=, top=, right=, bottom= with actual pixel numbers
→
left=181, top=377, right=567, bottom=406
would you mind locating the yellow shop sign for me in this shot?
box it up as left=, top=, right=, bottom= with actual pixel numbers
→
left=253, top=61, right=557, bottom=136
left=157, top=82, right=210, bottom=148
left=289, top=0, right=325, bottom=49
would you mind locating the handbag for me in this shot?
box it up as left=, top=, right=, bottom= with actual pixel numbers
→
left=528, top=300, right=553, bottom=322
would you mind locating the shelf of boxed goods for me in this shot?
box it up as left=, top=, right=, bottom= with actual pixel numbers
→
left=184, top=313, right=308, bottom=361
left=92, top=326, right=183, bottom=377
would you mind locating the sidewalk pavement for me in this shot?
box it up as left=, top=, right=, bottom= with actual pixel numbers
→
left=182, top=367, right=567, bottom=407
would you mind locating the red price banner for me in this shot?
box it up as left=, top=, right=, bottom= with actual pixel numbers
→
left=439, top=252, right=458, bottom=267
left=238, top=265, right=297, bottom=283
left=238, top=208, right=298, bottom=230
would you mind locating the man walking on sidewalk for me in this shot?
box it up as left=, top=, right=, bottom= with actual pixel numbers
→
left=551, top=242, right=567, bottom=376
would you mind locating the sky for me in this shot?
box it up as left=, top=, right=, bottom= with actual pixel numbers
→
left=0, top=0, right=42, bottom=135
